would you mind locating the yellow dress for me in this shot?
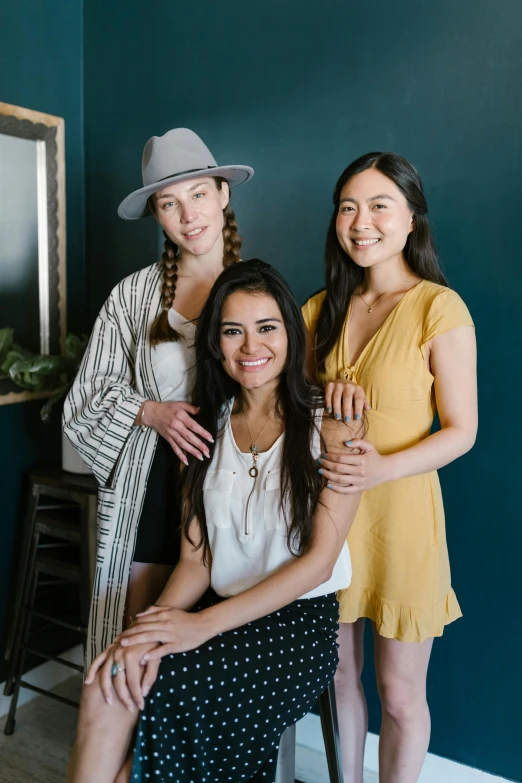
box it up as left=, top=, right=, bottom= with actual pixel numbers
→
left=302, top=281, right=474, bottom=642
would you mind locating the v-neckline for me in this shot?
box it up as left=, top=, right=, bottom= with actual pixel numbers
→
left=168, top=308, right=196, bottom=327
left=346, top=281, right=424, bottom=368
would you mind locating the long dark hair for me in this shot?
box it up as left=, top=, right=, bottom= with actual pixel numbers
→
left=315, top=152, right=448, bottom=372
left=180, top=259, right=324, bottom=560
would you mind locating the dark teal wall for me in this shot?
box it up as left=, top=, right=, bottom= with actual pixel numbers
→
left=0, top=0, right=85, bottom=679
left=83, top=2, right=521, bottom=778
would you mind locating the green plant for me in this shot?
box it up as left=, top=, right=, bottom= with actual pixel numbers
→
left=0, top=328, right=88, bottom=421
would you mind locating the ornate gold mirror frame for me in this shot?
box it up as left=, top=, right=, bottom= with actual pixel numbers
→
left=0, top=101, right=66, bottom=405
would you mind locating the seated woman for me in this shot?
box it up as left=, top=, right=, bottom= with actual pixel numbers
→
left=68, top=260, right=363, bottom=783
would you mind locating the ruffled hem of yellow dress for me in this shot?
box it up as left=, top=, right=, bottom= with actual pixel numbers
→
left=337, top=586, right=462, bottom=643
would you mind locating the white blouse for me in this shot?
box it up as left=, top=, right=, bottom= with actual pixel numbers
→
left=152, top=309, right=196, bottom=401
left=204, top=402, right=352, bottom=600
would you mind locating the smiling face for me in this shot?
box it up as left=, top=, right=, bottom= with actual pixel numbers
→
left=153, top=177, right=230, bottom=257
left=336, top=167, right=414, bottom=270
left=219, top=290, right=288, bottom=393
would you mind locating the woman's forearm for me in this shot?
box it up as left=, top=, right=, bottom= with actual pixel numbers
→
left=386, top=425, right=477, bottom=482
left=154, top=558, right=211, bottom=611
left=198, top=549, right=334, bottom=639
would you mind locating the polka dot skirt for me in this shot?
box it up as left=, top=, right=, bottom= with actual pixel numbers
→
left=131, top=591, right=339, bottom=782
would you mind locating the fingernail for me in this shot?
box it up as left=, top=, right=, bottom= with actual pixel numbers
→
left=318, top=468, right=323, bottom=475
left=121, top=639, right=128, bottom=646
left=322, top=453, right=327, bottom=458
left=327, top=484, right=333, bottom=489
left=127, top=705, right=136, bottom=713
left=204, top=452, right=210, bottom=459
left=142, top=686, right=150, bottom=697
left=335, top=413, right=340, bottom=420
left=344, top=416, right=351, bottom=422
left=106, top=697, right=112, bottom=706
left=327, top=407, right=332, bottom=413
left=317, top=458, right=321, bottom=464
left=355, top=414, right=361, bottom=420
left=143, top=654, right=150, bottom=661
left=345, top=440, right=353, bottom=446
left=198, top=454, right=204, bottom=461
left=208, top=437, right=214, bottom=443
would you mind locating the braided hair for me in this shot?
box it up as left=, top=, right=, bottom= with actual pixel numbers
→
left=149, top=177, right=242, bottom=345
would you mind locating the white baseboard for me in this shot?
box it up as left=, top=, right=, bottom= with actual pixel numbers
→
left=296, top=712, right=510, bottom=783
left=0, top=645, right=83, bottom=719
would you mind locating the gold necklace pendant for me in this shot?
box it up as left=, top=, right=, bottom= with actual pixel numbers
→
left=249, top=444, right=259, bottom=478
left=242, top=405, right=272, bottom=479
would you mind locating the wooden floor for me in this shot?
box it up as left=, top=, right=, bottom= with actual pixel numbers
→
left=0, top=677, right=377, bottom=783
left=0, top=677, right=82, bottom=783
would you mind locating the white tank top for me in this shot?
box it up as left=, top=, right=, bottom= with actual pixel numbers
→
left=152, top=309, right=196, bottom=401
left=204, top=401, right=352, bottom=599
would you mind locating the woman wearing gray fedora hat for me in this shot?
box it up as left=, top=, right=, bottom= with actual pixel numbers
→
left=63, top=128, right=254, bottom=669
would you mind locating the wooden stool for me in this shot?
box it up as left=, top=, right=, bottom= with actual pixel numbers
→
left=276, top=681, right=344, bottom=783
left=3, top=468, right=97, bottom=735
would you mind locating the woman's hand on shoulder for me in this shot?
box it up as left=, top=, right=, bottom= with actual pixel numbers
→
left=324, top=380, right=370, bottom=423
left=319, top=436, right=394, bottom=494
left=143, top=400, right=214, bottom=465
left=319, top=413, right=393, bottom=494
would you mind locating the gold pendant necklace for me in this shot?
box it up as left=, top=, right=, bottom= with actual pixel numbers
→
left=358, top=278, right=411, bottom=315
left=242, top=404, right=273, bottom=478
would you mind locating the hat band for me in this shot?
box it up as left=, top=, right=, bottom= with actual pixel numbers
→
left=158, top=165, right=217, bottom=182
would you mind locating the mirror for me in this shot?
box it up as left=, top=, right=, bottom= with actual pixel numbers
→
left=0, top=101, right=66, bottom=405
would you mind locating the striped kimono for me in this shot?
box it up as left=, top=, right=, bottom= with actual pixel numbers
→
left=63, top=262, right=172, bottom=667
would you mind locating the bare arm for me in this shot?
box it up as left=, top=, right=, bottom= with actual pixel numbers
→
left=153, top=517, right=211, bottom=609
left=320, top=326, right=477, bottom=492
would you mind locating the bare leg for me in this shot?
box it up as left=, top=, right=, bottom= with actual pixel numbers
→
left=114, top=753, right=134, bottom=783
left=373, top=626, right=434, bottom=783
left=67, top=672, right=138, bottom=783
left=334, top=618, right=367, bottom=783
left=69, top=563, right=171, bottom=782
left=124, top=562, right=174, bottom=628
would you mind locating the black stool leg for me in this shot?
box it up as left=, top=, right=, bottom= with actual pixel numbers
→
left=4, top=507, right=40, bottom=697
left=3, top=483, right=38, bottom=667
left=4, top=563, right=40, bottom=735
left=318, top=682, right=345, bottom=783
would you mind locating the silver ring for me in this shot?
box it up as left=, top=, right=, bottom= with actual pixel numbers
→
left=110, top=661, right=125, bottom=678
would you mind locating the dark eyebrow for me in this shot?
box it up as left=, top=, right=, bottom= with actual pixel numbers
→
left=220, top=317, right=282, bottom=327
left=340, top=194, right=396, bottom=204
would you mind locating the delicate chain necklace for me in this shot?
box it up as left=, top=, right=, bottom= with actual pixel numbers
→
left=358, top=279, right=410, bottom=314
left=242, top=404, right=273, bottom=478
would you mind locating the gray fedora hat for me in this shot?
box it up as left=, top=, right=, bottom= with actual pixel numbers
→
left=118, top=128, right=254, bottom=220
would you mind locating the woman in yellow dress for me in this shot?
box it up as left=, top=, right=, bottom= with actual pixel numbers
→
left=302, top=152, right=477, bottom=783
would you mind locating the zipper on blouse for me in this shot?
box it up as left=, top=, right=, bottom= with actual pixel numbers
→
left=244, top=476, right=256, bottom=537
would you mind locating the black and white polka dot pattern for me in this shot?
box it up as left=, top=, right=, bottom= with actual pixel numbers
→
left=131, top=591, right=339, bottom=782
